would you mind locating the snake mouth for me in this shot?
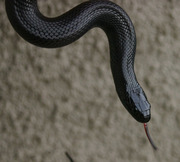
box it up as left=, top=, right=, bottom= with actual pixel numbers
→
left=122, top=98, right=151, bottom=123
left=138, top=113, right=151, bottom=123
left=141, top=109, right=151, bottom=123
left=130, top=108, right=151, bottom=123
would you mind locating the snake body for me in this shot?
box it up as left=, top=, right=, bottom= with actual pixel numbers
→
left=5, top=0, right=151, bottom=123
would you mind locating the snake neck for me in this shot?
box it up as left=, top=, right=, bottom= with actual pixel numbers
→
left=95, top=6, right=139, bottom=96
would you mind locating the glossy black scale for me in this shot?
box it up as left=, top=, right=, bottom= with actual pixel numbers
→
left=5, top=0, right=151, bottom=123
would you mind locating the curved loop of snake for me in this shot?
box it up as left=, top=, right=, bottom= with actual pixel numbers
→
left=5, top=0, right=151, bottom=123
left=5, top=0, right=158, bottom=157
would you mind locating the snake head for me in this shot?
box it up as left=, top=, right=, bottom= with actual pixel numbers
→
left=123, top=86, right=151, bottom=123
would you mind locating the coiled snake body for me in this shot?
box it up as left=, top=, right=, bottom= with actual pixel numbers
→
left=5, top=0, right=151, bottom=123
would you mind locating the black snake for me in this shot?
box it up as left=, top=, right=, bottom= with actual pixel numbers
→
left=5, top=0, right=157, bottom=154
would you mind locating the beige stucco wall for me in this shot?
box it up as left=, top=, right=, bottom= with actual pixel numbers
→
left=0, top=0, right=180, bottom=161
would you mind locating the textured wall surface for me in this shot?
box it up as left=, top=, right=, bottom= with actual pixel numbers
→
left=1, top=0, right=180, bottom=162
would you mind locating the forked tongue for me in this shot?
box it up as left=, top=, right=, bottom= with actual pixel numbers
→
left=144, top=123, right=158, bottom=150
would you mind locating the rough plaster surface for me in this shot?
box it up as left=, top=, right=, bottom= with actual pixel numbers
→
left=0, top=0, right=180, bottom=161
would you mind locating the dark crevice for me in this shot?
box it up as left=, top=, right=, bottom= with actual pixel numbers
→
left=65, top=152, right=75, bottom=162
